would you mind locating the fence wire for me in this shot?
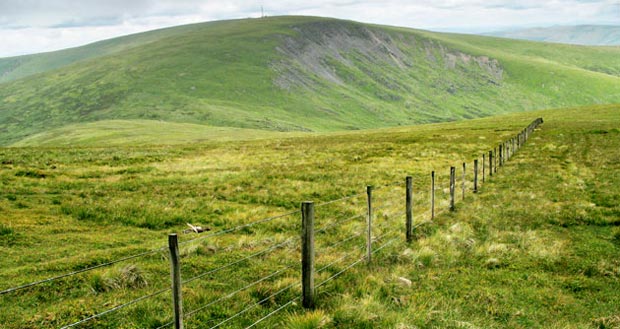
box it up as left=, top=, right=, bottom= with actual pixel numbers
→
left=180, top=210, right=298, bottom=246
left=183, top=236, right=298, bottom=285
left=60, top=287, right=170, bottom=329
left=315, top=191, right=366, bottom=208
left=316, top=234, right=398, bottom=289
left=244, top=297, right=299, bottom=329
left=156, top=264, right=296, bottom=329
left=208, top=281, right=300, bottom=329
left=0, top=246, right=167, bottom=295
left=315, top=213, right=364, bottom=234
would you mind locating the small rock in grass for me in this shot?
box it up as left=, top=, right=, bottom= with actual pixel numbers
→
left=485, top=257, right=501, bottom=269
left=397, top=277, right=412, bottom=287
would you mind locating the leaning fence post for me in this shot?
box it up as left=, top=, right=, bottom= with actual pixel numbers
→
left=499, top=144, right=503, bottom=167
left=449, top=167, right=456, bottom=211
left=168, top=234, right=184, bottom=329
left=506, top=141, right=509, bottom=160
left=366, top=186, right=373, bottom=266
left=474, top=159, right=478, bottom=193
left=494, top=147, right=498, bottom=173
left=482, top=154, right=486, bottom=183
left=462, top=162, right=466, bottom=201
left=431, top=171, right=435, bottom=219
left=301, top=201, right=315, bottom=309
left=489, top=150, right=493, bottom=177
left=405, top=176, right=413, bottom=243
left=513, top=137, right=516, bottom=156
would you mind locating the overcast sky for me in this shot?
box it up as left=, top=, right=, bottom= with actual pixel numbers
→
left=1, top=0, right=619, bottom=58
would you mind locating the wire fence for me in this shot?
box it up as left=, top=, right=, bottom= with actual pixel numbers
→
left=1, top=118, right=543, bottom=328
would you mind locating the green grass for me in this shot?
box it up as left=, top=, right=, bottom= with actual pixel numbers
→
left=1, top=16, right=620, bottom=146
left=10, top=120, right=300, bottom=147
left=0, top=104, right=618, bottom=328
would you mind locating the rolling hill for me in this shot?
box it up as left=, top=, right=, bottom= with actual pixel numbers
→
left=1, top=16, right=620, bottom=146
left=486, top=25, right=620, bottom=46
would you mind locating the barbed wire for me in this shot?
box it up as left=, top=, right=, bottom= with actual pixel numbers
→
left=156, top=265, right=296, bottom=329
left=244, top=297, right=299, bottom=329
left=60, top=286, right=170, bottom=328
left=317, top=244, right=365, bottom=274
left=314, top=191, right=366, bottom=208
left=179, top=210, right=298, bottom=246
left=0, top=246, right=167, bottom=295
left=208, top=281, right=300, bottom=329
left=316, top=236, right=398, bottom=289
left=183, top=236, right=298, bottom=285
left=315, top=213, right=364, bottom=235
left=318, top=231, right=363, bottom=252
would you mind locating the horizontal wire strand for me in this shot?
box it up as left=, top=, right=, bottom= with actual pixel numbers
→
left=0, top=246, right=166, bottom=295
left=60, top=287, right=170, bottom=329
left=244, top=297, right=299, bottom=329
left=153, top=265, right=297, bottom=329
left=180, top=210, right=298, bottom=246
left=209, top=282, right=300, bottom=329
left=183, top=237, right=298, bottom=285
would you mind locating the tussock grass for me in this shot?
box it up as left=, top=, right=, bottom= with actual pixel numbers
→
left=0, top=105, right=619, bottom=327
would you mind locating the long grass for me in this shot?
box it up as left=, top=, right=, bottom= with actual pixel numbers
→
left=0, top=104, right=618, bottom=327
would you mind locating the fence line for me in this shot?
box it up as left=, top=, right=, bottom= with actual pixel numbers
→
left=5, top=118, right=543, bottom=328
left=0, top=211, right=297, bottom=296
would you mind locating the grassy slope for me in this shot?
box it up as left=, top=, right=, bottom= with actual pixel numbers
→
left=0, top=104, right=618, bottom=327
left=10, top=120, right=297, bottom=146
left=485, top=25, right=620, bottom=46
left=1, top=16, right=620, bottom=146
left=0, top=23, right=203, bottom=83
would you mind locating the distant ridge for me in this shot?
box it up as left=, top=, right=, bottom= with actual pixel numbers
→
left=485, top=25, right=620, bottom=46
left=1, top=16, right=620, bottom=146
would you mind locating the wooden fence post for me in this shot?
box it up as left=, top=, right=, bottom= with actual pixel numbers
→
left=482, top=154, right=485, bottom=183
left=462, top=162, right=466, bottom=201
left=406, top=176, right=413, bottom=243
left=449, top=167, right=456, bottom=211
left=499, top=144, right=503, bottom=167
left=506, top=141, right=510, bottom=160
left=474, top=159, right=478, bottom=193
left=168, top=234, right=184, bottom=329
left=301, top=201, right=315, bottom=309
left=513, top=137, right=516, bottom=156
left=494, top=147, right=498, bottom=173
left=489, top=150, right=493, bottom=177
left=366, top=186, right=373, bottom=266
left=431, top=171, right=435, bottom=219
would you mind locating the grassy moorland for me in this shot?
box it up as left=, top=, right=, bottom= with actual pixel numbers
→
left=485, top=25, right=620, bottom=46
left=1, top=16, right=620, bottom=146
left=0, top=104, right=618, bottom=328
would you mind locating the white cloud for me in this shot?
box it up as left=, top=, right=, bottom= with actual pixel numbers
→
left=0, top=0, right=617, bottom=57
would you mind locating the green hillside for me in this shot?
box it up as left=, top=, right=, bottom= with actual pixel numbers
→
left=10, top=120, right=296, bottom=147
left=0, top=24, right=201, bottom=83
left=486, top=25, right=620, bottom=46
left=1, top=16, right=620, bottom=146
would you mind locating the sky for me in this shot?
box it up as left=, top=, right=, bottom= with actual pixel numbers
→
left=1, top=0, right=619, bottom=58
